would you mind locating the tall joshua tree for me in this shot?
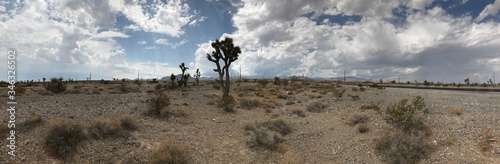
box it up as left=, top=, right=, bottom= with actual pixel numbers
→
left=194, top=69, right=201, bottom=86
left=178, top=63, right=189, bottom=87
left=206, top=37, right=241, bottom=98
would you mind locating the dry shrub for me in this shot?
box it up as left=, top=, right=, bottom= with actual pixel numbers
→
left=278, top=151, right=301, bottom=164
left=239, top=98, right=261, bottom=109
left=306, top=101, right=327, bottom=113
left=146, top=91, right=171, bottom=116
left=478, top=140, right=490, bottom=152
left=360, top=103, right=379, bottom=110
left=290, top=107, right=306, bottom=117
left=87, top=119, right=128, bottom=140
left=44, top=118, right=85, bottom=160
left=374, top=131, right=435, bottom=164
left=357, top=124, right=369, bottom=133
left=119, top=114, right=139, bottom=131
left=261, top=99, right=282, bottom=109
left=245, top=119, right=292, bottom=150
left=218, top=95, right=236, bottom=112
left=449, top=107, right=463, bottom=115
left=19, top=113, right=43, bottom=131
left=484, top=129, right=493, bottom=139
left=149, top=142, right=190, bottom=164
left=349, top=114, right=369, bottom=126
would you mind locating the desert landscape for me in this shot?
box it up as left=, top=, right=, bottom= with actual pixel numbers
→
left=1, top=79, right=499, bottom=164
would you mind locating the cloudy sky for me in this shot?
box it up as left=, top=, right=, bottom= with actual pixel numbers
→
left=1, top=0, right=499, bottom=83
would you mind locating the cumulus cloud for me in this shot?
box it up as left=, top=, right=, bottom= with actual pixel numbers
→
left=155, top=38, right=188, bottom=49
left=109, top=0, right=193, bottom=37
left=0, top=0, right=197, bottom=80
left=194, top=0, right=500, bottom=83
left=476, top=0, right=500, bottom=22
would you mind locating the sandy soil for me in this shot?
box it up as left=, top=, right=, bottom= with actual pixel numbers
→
left=0, top=81, right=499, bottom=163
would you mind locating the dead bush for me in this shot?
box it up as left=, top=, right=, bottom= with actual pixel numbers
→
left=357, top=124, right=369, bottom=133
left=146, top=91, right=171, bottom=116
left=244, top=119, right=292, bottom=150
left=449, top=107, right=463, bottom=115
left=44, top=118, right=85, bottom=160
left=149, top=142, right=190, bottom=164
left=118, top=114, right=139, bottom=131
left=218, top=95, right=236, bottom=112
left=87, top=119, right=128, bottom=140
left=239, top=98, right=261, bottom=109
left=306, top=101, right=327, bottom=113
left=290, top=107, right=306, bottom=117
left=349, top=114, right=369, bottom=126
left=374, top=131, right=435, bottom=164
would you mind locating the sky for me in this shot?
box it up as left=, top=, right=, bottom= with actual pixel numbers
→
left=1, top=0, right=499, bottom=83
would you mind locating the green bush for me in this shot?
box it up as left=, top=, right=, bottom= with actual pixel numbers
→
left=45, top=77, right=67, bottom=93
left=374, top=96, right=429, bottom=131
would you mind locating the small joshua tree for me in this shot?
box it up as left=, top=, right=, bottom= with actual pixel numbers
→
left=183, top=73, right=190, bottom=87
left=206, top=37, right=241, bottom=99
left=464, top=77, right=470, bottom=86
left=170, top=73, right=176, bottom=86
left=178, top=63, right=189, bottom=87
left=274, top=77, right=281, bottom=85
left=194, top=69, right=201, bottom=86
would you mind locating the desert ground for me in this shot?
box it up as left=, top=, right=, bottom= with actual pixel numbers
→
left=0, top=80, right=499, bottom=163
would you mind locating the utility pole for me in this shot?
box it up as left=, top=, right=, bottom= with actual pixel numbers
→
left=239, top=65, right=241, bottom=80
left=494, top=72, right=496, bottom=84
left=343, top=69, right=346, bottom=83
left=137, top=70, right=139, bottom=80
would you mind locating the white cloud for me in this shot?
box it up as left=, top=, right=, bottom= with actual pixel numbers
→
left=0, top=0, right=196, bottom=80
left=109, top=0, right=194, bottom=37
left=194, top=0, right=500, bottom=83
left=155, top=38, right=187, bottom=48
left=476, top=0, right=500, bottom=22
left=138, top=40, right=147, bottom=44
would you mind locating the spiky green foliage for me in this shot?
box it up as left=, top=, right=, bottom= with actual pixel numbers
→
left=374, top=96, right=429, bottom=131
left=206, top=37, right=241, bottom=99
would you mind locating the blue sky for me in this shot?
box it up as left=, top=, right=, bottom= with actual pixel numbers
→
left=1, top=0, right=500, bottom=83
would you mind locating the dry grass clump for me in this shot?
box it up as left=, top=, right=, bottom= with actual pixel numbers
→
left=374, top=131, right=435, bottom=164
left=118, top=114, right=139, bottom=131
left=19, top=113, right=43, bottom=131
left=349, top=114, right=369, bottom=126
left=357, top=124, right=369, bottom=133
left=244, top=119, right=292, bottom=150
left=360, top=103, right=379, bottom=110
left=261, top=98, right=282, bottom=109
left=477, top=129, right=495, bottom=152
left=239, top=98, right=261, bottom=109
left=290, top=107, right=306, bottom=117
left=218, top=95, right=236, bottom=112
left=44, top=118, right=85, bottom=160
left=148, top=142, right=190, bottom=164
left=449, top=107, right=463, bottom=115
left=306, top=101, right=327, bottom=113
left=87, top=119, right=128, bottom=140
